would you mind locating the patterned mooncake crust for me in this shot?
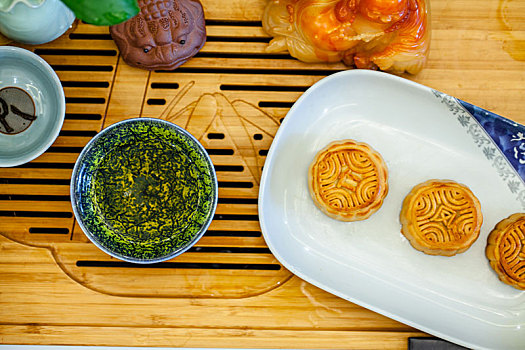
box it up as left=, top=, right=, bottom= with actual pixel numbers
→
left=486, top=213, right=525, bottom=290
left=308, top=139, right=389, bottom=222
left=400, top=180, right=483, bottom=256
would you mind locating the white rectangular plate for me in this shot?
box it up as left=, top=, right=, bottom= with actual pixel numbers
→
left=258, top=70, right=525, bottom=350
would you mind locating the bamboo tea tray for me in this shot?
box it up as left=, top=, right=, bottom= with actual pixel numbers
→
left=1, top=0, right=524, bottom=348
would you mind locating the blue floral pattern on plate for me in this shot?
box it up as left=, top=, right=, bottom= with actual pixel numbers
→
left=432, top=90, right=525, bottom=208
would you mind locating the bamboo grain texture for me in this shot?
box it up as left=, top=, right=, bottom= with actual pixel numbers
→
left=1, top=0, right=524, bottom=348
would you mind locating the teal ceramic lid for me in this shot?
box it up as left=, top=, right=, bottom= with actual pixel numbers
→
left=0, top=0, right=45, bottom=12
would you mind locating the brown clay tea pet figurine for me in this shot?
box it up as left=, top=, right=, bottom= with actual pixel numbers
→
left=110, top=0, right=206, bottom=70
left=262, top=0, right=430, bottom=74
left=400, top=180, right=483, bottom=256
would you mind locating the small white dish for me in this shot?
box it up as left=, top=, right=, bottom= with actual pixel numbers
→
left=0, top=46, right=65, bottom=167
left=259, top=70, right=525, bottom=350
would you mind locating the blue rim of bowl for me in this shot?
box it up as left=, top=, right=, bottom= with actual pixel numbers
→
left=0, top=46, right=65, bottom=167
left=70, top=117, right=219, bottom=264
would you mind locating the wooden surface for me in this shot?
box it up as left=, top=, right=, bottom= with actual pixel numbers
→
left=1, top=0, right=524, bottom=348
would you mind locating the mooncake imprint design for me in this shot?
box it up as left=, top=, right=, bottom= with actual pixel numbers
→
left=308, top=140, right=388, bottom=221
left=400, top=180, right=483, bottom=256
left=486, top=213, right=525, bottom=290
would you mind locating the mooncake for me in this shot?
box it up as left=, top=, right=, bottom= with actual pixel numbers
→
left=486, top=213, right=525, bottom=290
left=308, top=139, right=388, bottom=221
left=400, top=180, right=483, bottom=256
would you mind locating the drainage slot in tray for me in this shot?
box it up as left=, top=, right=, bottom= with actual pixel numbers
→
left=76, top=260, right=281, bottom=270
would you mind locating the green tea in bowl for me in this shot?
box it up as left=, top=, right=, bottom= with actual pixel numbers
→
left=71, top=118, right=217, bottom=263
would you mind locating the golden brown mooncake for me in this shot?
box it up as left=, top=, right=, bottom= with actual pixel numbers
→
left=486, top=213, right=525, bottom=290
left=308, top=139, right=388, bottom=221
left=400, top=180, right=483, bottom=256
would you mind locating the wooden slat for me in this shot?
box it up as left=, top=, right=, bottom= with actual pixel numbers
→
left=146, top=87, right=302, bottom=103
left=63, top=87, right=111, bottom=98
left=36, top=39, right=117, bottom=50
left=57, top=71, right=115, bottom=82
left=39, top=55, right=117, bottom=66
left=163, top=56, right=347, bottom=70
left=206, top=25, right=268, bottom=37
left=64, top=103, right=108, bottom=116
left=0, top=218, right=73, bottom=244
left=30, top=152, right=79, bottom=164
left=0, top=201, right=72, bottom=212
left=208, top=220, right=260, bottom=232
left=218, top=187, right=260, bottom=198
left=197, top=236, right=267, bottom=247
left=215, top=203, right=258, bottom=215
left=51, top=135, right=95, bottom=148
left=0, top=184, right=70, bottom=196
left=201, top=41, right=271, bottom=53
left=0, top=326, right=426, bottom=349
left=61, top=119, right=103, bottom=132
left=74, top=22, right=110, bottom=34
left=52, top=242, right=276, bottom=265
left=202, top=0, right=267, bottom=20
left=1, top=218, right=73, bottom=228
left=0, top=168, right=73, bottom=179
left=149, top=71, right=323, bottom=86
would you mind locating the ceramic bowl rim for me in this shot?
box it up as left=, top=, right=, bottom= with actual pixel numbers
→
left=70, top=117, right=219, bottom=264
left=0, top=46, right=66, bottom=167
